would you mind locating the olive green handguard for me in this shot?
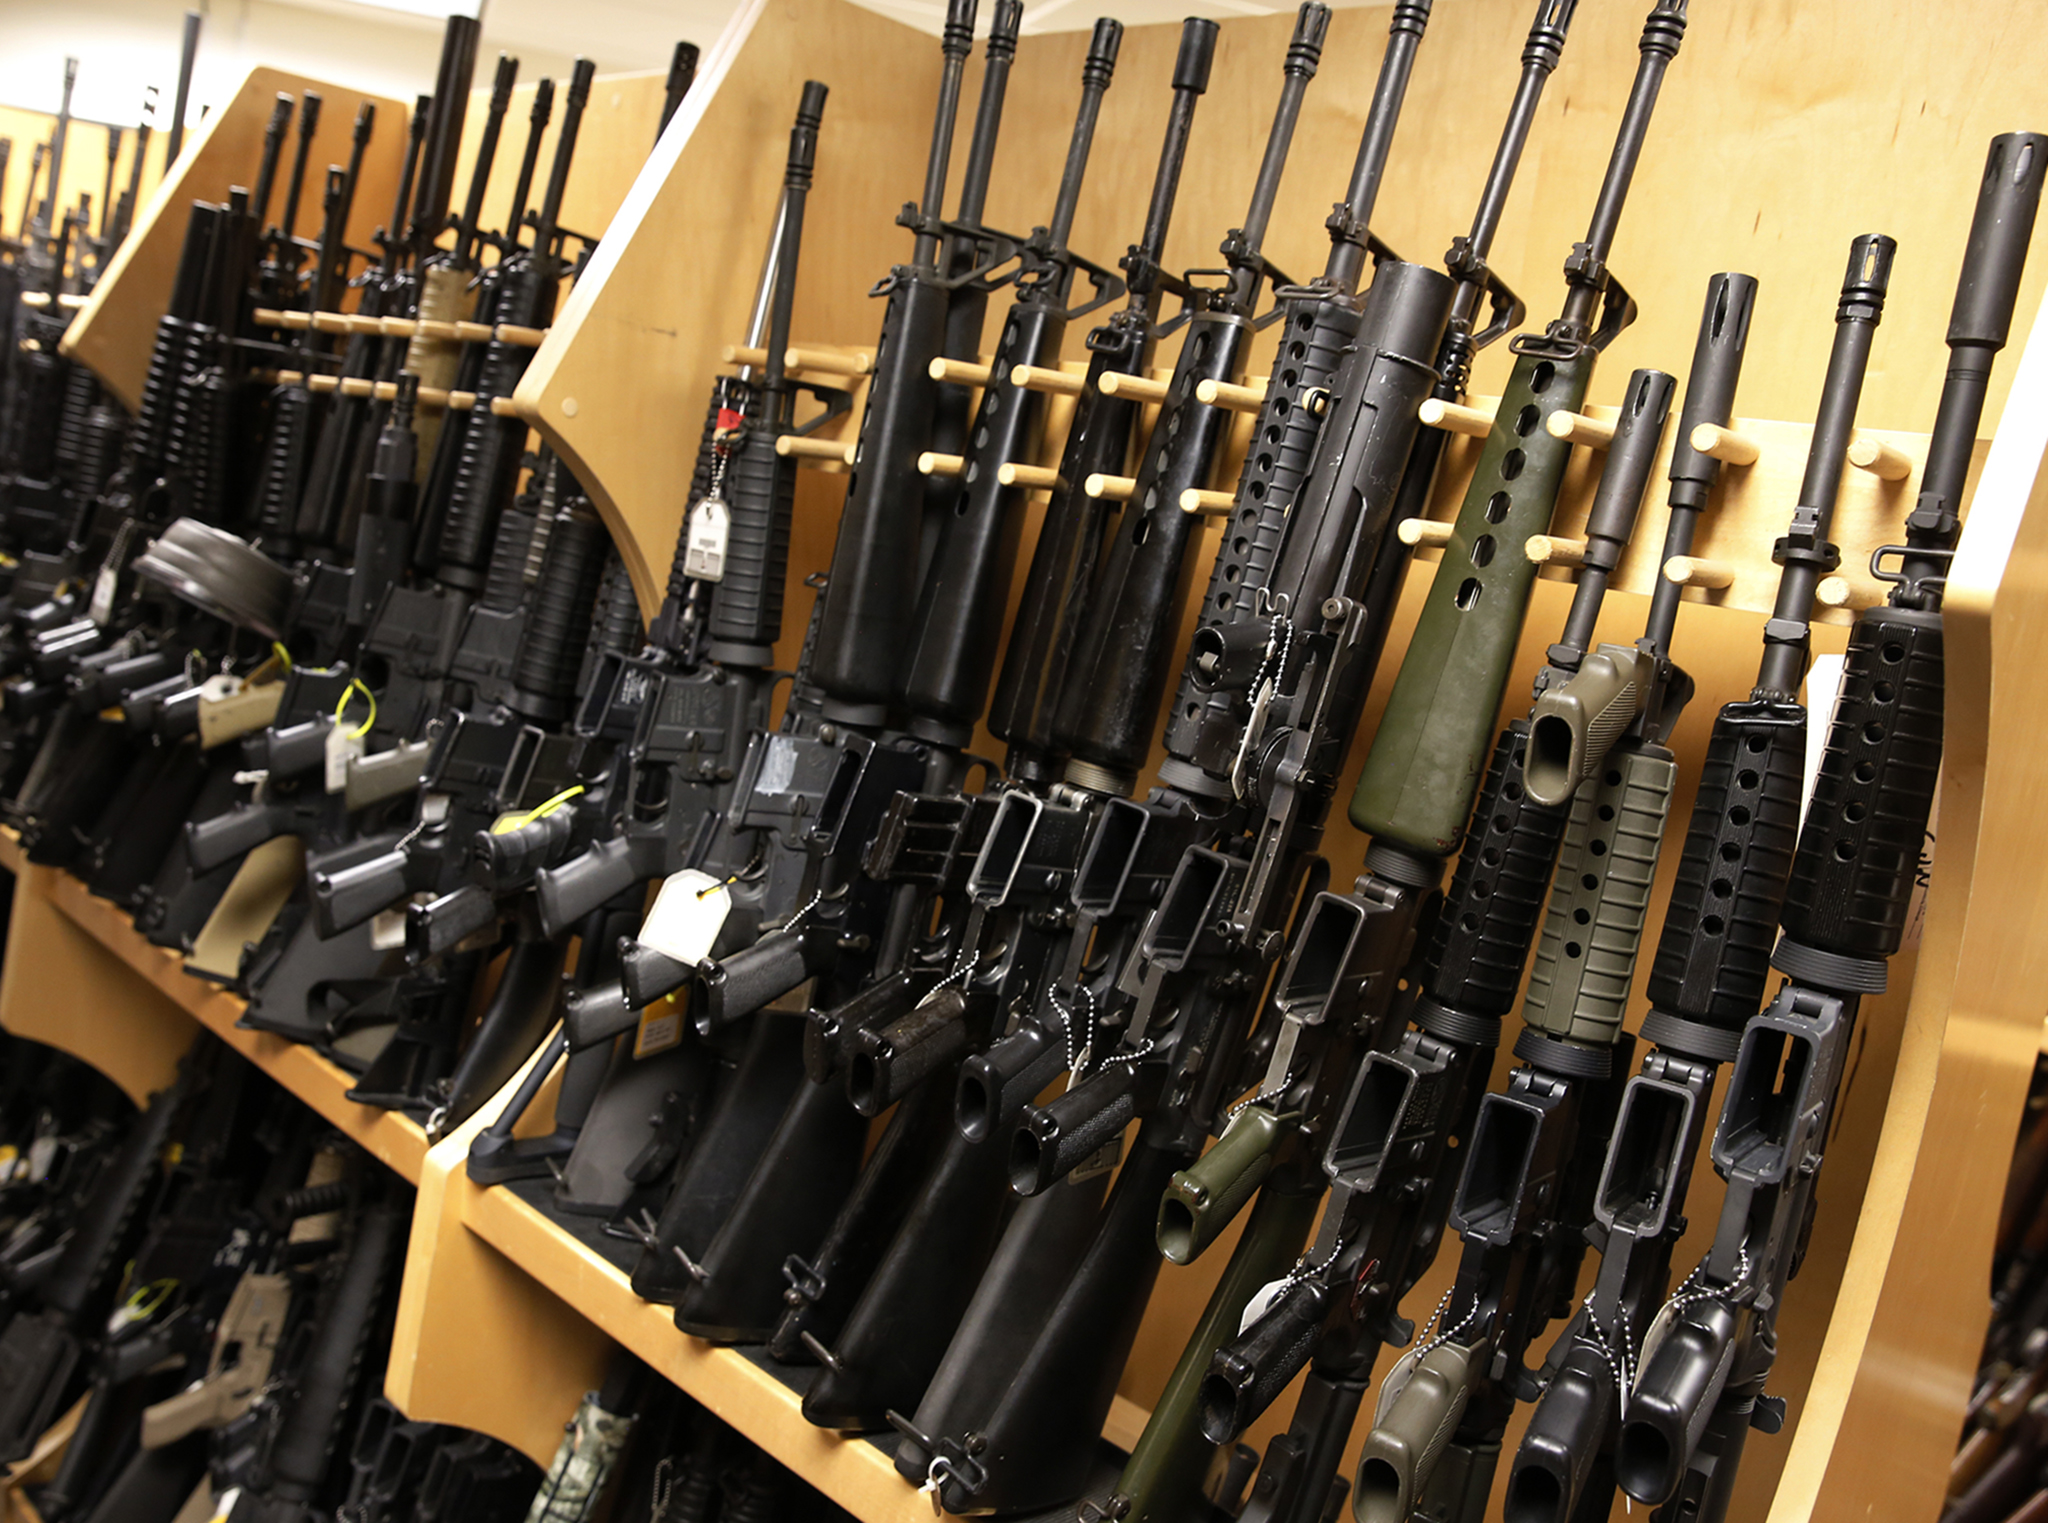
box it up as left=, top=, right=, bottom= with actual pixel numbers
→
left=1115, top=1182, right=1321, bottom=1523
left=1157, top=1104, right=1289, bottom=1265
left=1352, top=1338, right=1482, bottom=1523
left=1349, top=347, right=1595, bottom=856
left=1520, top=742, right=1675, bottom=1046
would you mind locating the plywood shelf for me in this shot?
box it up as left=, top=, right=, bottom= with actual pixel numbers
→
left=0, top=828, right=429, bottom=1183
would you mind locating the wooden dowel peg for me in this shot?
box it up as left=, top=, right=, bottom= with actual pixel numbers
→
left=1179, top=489, right=1236, bottom=517
left=1195, top=378, right=1267, bottom=414
left=489, top=396, right=523, bottom=419
left=1525, top=535, right=1588, bottom=566
left=1664, top=555, right=1736, bottom=590
left=338, top=377, right=375, bottom=399
left=497, top=323, right=549, bottom=349
left=1817, top=575, right=1857, bottom=609
left=441, top=389, right=477, bottom=412
left=777, top=436, right=855, bottom=465
left=1098, top=372, right=1170, bottom=405
left=312, top=312, right=352, bottom=335
left=1545, top=410, right=1615, bottom=448
left=1848, top=434, right=1913, bottom=481
left=1419, top=398, right=1496, bottom=439
left=1690, top=423, right=1760, bottom=467
left=1397, top=518, right=1455, bottom=549
left=930, top=358, right=994, bottom=388
left=997, top=462, right=1061, bottom=490
left=787, top=345, right=872, bottom=376
left=723, top=345, right=769, bottom=367
left=345, top=314, right=383, bottom=336
left=1010, top=363, right=1086, bottom=397
left=919, top=452, right=966, bottom=478
left=1085, top=473, right=1135, bottom=501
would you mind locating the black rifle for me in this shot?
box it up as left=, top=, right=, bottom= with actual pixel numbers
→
left=166, top=13, right=200, bottom=169
left=1619, top=132, right=2045, bottom=1523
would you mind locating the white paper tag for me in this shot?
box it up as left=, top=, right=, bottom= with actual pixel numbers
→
left=1239, top=1276, right=1290, bottom=1337
left=324, top=721, right=364, bottom=792
left=369, top=908, right=409, bottom=951
left=1799, top=654, right=1845, bottom=823
left=89, top=564, right=118, bottom=625
left=638, top=869, right=733, bottom=965
left=682, top=495, right=730, bottom=582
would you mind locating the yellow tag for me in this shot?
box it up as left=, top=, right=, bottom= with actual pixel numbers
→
left=634, top=992, right=684, bottom=1058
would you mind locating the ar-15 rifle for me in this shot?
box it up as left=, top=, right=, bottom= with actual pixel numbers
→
left=533, top=0, right=1016, bottom=953
left=1474, top=271, right=1760, bottom=1523
left=681, top=17, right=1135, bottom=1431
left=1018, top=12, right=1678, bottom=1523
left=172, top=66, right=599, bottom=1040
left=744, top=17, right=1219, bottom=1452
left=538, top=0, right=1003, bottom=1311
left=456, top=76, right=825, bottom=1184
left=1618, top=131, right=2046, bottom=1522
left=624, top=10, right=1106, bottom=1366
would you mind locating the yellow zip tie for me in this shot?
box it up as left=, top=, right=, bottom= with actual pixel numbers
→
left=492, top=784, right=586, bottom=834
left=271, top=641, right=293, bottom=671
left=334, top=678, right=376, bottom=739
left=123, top=1277, right=178, bottom=1319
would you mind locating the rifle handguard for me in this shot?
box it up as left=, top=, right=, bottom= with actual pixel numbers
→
left=1524, top=644, right=1654, bottom=808
left=1504, top=1341, right=1613, bottom=1523
left=1011, top=1062, right=1136, bottom=1197
left=1778, top=605, right=1943, bottom=966
left=1646, top=700, right=1805, bottom=1034
left=406, top=885, right=497, bottom=961
left=692, top=928, right=829, bottom=1034
left=309, top=847, right=411, bottom=938
left=1200, top=1274, right=1329, bottom=1442
left=956, top=1020, right=1065, bottom=1141
left=1157, top=1104, right=1285, bottom=1264
left=847, top=988, right=969, bottom=1116
left=1615, top=1296, right=1739, bottom=1505
left=1353, top=1340, right=1481, bottom=1523
left=1520, top=744, right=1675, bottom=1045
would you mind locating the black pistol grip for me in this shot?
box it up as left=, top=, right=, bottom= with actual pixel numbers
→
left=1615, top=1296, right=1740, bottom=1506
left=1010, top=1062, right=1136, bottom=1196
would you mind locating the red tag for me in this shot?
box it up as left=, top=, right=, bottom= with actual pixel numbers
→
left=716, top=407, right=744, bottom=433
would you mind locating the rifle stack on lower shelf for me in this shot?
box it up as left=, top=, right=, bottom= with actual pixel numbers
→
left=0, top=4, right=2042, bottom=1522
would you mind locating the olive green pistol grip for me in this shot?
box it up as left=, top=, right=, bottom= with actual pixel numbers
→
left=1521, top=743, right=1676, bottom=1045
left=1525, top=642, right=1656, bottom=809
left=1157, top=1104, right=1286, bottom=1265
left=1349, top=348, right=1595, bottom=855
left=1353, top=1338, right=1482, bottom=1523
left=1115, top=1183, right=1320, bottom=1523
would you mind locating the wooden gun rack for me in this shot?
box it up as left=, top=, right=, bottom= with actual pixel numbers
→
left=12, top=4, right=2048, bottom=1522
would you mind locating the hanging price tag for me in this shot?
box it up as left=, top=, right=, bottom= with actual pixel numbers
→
left=1239, top=1276, right=1290, bottom=1336
left=88, top=564, right=118, bottom=625
left=682, top=494, right=730, bottom=582
left=324, top=721, right=364, bottom=793
left=639, top=869, right=733, bottom=966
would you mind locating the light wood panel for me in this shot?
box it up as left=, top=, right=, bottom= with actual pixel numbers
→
left=0, top=856, right=193, bottom=1108
left=0, top=833, right=430, bottom=1182
left=385, top=1040, right=613, bottom=1467
left=59, top=65, right=409, bottom=414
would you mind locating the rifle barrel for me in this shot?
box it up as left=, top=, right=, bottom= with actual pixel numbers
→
left=166, top=12, right=200, bottom=166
